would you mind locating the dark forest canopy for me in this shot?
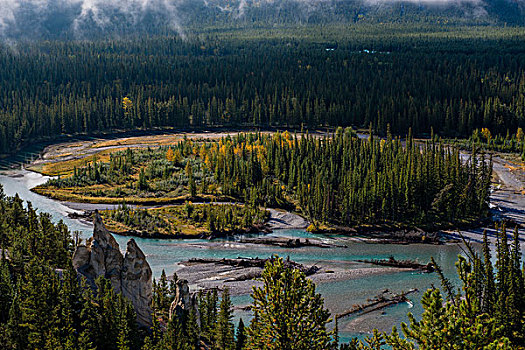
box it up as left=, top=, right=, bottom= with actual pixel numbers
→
left=0, top=24, right=524, bottom=155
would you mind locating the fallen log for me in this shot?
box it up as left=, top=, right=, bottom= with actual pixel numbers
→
left=336, top=289, right=418, bottom=320
left=185, top=256, right=320, bottom=276
left=239, top=237, right=345, bottom=248
left=224, top=270, right=262, bottom=282
left=355, top=256, right=434, bottom=272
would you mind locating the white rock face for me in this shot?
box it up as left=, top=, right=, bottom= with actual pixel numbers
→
left=122, top=238, right=153, bottom=326
left=72, top=212, right=153, bottom=327
left=169, top=279, right=192, bottom=320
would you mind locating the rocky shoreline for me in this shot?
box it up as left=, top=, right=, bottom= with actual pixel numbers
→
left=67, top=205, right=465, bottom=245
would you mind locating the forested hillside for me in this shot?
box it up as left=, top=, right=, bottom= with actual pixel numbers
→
left=1, top=0, right=524, bottom=41
left=1, top=25, right=524, bottom=155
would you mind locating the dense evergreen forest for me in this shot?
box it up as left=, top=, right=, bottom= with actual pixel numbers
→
left=1, top=24, right=525, bottom=155
left=0, top=185, right=523, bottom=349
left=208, top=130, right=492, bottom=227
left=37, top=130, right=492, bottom=229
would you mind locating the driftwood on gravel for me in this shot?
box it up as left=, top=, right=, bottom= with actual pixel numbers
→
left=239, top=237, right=345, bottom=248
left=336, top=288, right=418, bottom=319
left=225, top=270, right=263, bottom=282
left=356, top=256, right=434, bottom=272
left=185, top=256, right=320, bottom=276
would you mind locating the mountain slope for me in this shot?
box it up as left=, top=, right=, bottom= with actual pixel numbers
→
left=0, top=0, right=523, bottom=40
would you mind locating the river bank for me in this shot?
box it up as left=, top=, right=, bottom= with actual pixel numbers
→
left=0, top=165, right=504, bottom=341
left=9, top=130, right=525, bottom=247
left=443, top=154, right=525, bottom=245
left=22, top=131, right=483, bottom=244
left=2, top=132, right=525, bottom=340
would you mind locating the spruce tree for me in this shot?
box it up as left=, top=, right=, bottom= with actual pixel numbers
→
left=246, top=257, right=335, bottom=350
left=215, top=288, right=235, bottom=350
left=235, top=319, right=246, bottom=350
left=6, top=283, right=26, bottom=350
left=58, top=263, right=83, bottom=348
left=482, top=230, right=496, bottom=314
left=161, top=316, right=188, bottom=350
left=0, top=257, right=12, bottom=324
left=186, top=306, right=200, bottom=350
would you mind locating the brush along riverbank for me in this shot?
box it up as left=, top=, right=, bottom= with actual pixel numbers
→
left=28, top=131, right=494, bottom=244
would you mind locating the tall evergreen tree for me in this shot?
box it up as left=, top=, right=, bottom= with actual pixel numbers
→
left=235, top=319, right=246, bottom=350
left=215, top=288, right=235, bottom=350
left=246, top=257, right=335, bottom=350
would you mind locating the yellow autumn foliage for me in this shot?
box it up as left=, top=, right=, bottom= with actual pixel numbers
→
left=481, top=128, right=492, bottom=141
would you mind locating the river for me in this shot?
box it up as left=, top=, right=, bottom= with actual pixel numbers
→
left=0, top=167, right=467, bottom=342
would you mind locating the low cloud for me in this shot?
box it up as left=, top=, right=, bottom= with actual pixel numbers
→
left=366, top=0, right=484, bottom=4
left=0, top=0, right=521, bottom=40
left=0, top=0, right=187, bottom=39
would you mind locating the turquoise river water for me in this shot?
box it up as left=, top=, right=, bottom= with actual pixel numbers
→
left=0, top=167, right=466, bottom=343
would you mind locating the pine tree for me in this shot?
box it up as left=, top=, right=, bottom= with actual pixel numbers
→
left=202, top=289, right=219, bottom=345
left=142, top=315, right=162, bottom=350
left=186, top=306, right=200, bottom=350
left=187, top=164, right=197, bottom=198
left=116, top=295, right=138, bottom=350
left=138, top=168, right=149, bottom=191
left=508, top=226, right=524, bottom=343
left=215, top=288, right=235, bottom=350
left=481, top=232, right=495, bottom=310
left=153, top=270, right=171, bottom=320
left=57, top=263, right=83, bottom=348
left=0, top=257, right=12, bottom=324
left=386, top=287, right=510, bottom=349
left=235, top=319, right=246, bottom=350
left=161, top=316, right=188, bottom=350
left=6, top=282, right=26, bottom=350
left=78, top=283, right=98, bottom=350
left=246, top=257, right=335, bottom=350
left=20, top=258, right=61, bottom=349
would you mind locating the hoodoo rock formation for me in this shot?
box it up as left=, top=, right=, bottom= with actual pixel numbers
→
left=169, top=279, right=193, bottom=320
left=72, top=212, right=153, bottom=327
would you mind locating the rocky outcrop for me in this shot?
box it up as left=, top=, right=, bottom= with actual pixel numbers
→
left=72, top=212, right=153, bottom=327
left=122, top=238, right=153, bottom=326
left=169, top=279, right=192, bottom=320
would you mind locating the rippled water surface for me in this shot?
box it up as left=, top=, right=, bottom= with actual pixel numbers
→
left=0, top=168, right=465, bottom=342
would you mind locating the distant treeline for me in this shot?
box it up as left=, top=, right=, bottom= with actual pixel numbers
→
left=0, top=25, right=524, bottom=154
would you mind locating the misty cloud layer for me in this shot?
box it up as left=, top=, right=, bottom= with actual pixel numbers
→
left=0, top=0, right=522, bottom=39
left=0, top=0, right=188, bottom=38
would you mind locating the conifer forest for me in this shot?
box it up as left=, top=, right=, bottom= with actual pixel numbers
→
left=0, top=1, right=525, bottom=349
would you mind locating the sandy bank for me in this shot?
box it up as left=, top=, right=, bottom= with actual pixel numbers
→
left=266, top=209, right=309, bottom=229
left=176, top=259, right=410, bottom=296
left=444, top=155, right=525, bottom=246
